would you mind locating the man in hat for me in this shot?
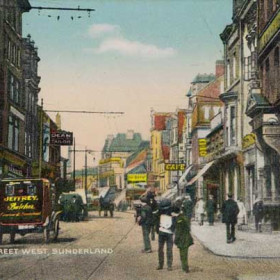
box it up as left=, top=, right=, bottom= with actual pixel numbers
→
left=182, top=195, right=193, bottom=221
left=206, top=195, right=216, bottom=226
left=156, top=198, right=175, bottom=271
left=138, top=196, right=153, bottom=253
left=221, top=193, right=239, bottom=243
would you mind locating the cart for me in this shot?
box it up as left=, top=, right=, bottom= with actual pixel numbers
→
left=0, top=178, right=61, bottom=244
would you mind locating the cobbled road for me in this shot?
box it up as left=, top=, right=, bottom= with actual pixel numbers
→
left=0, top=212, right=280, bottom=280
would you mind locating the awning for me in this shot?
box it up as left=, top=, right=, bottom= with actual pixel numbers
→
left=178, top=165, right=193, bottom=189
left=161, top=185, right=177, bottom=199
left=186, top=161, right=215, bottom=186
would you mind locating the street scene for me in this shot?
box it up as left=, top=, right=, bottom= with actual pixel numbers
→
left=0, top=0, right=280, bottom=279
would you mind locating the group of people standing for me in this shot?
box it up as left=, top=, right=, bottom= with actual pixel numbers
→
left=137, top=192, right=193, bottom=273
left=136, top=191, right=265, bottom=273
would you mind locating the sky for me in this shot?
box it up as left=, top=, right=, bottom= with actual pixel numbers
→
left=24, top=0, right=232, bottom=169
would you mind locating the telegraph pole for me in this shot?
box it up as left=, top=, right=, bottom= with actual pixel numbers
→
left=39, top=98, right=44, bottom=179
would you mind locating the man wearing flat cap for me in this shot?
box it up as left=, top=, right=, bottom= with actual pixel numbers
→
left=221, top=193, right=239, bottom=243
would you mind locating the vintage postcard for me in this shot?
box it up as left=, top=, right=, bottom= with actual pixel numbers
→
left=0, top=0, right=280, bottom=279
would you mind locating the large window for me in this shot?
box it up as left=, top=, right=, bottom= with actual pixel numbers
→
left=8, top=115, right=19, bottom=151
left=8, top=72, right=20, bottom=105
left=230, top=106, right=236, bottom=146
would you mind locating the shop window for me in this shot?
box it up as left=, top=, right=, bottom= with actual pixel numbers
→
left=27, top=184, right=37, bottom=196
left=5, top=185, right=15, bottom=196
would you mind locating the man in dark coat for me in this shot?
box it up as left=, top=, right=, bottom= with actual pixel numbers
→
left=146, top=191, right=158, bottom=241
left=253, top=200, right=264, bottom=232
left=206, top=195, right=216, bottom=226
left=174, top=211, right=193, bottom=273
left=138, top=196, right=153, bottom=253
left=221, top=193, right=240, bottom=243
left=182, top=195, right=193, bottom=220
left=155, top=198, right=175, bottom=271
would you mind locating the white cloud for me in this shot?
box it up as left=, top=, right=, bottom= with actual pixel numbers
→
left=88, top=24, right=120, bottom=38
left=94, top=37, right=176, bottom=59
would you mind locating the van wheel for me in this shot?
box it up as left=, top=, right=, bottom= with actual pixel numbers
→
left=10, top=232, right=16, bottom=244
left=0, top=227, right=3, bottom=245
left=44, top=227, right=50, bottom=243
left=52, top=219, right=59, bottom=241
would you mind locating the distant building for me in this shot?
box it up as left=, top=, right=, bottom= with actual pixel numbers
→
left=99, top=130, right=145, bottom=189
left=150, top=112, right=172, bottom=194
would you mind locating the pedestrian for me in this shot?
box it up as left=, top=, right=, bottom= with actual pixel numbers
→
left=206, top=195, right=216, bottom=226
left=195, top=198, right=205, bottom=226
left=221, top=193, right=240, bottom=243
left=253, top=199, right=264, bottom=232
left=147, top=191, right=158, bottom=241
left=109, top=199, right=114, bottom=217
left=182, top=195, right=193, bottom=220
left=174, top=207, right=194, bottom=273
left=155, top=198, right=175, bottom=271
left=237, top=198, right=247, bottom=230
left=138, top=196, right=153, bottom=253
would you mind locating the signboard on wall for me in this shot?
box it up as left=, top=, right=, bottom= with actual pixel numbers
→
left=127, top=174, right=147, bottom=182
left=165, top=163, right=186, bottom=171
left=50, top=130, right=73, bottom=146
left=198, top=138, right=207, bottom=157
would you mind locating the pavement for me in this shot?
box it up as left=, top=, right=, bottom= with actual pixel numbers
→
left=191, top=221, right=280, bottom=259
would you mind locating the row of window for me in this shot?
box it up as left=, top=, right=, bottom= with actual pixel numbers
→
left=8, top=71, right=38, bottom=114
left=261, top=46, right=280, bottom=103
left=259, top=0, right=280, bottom=31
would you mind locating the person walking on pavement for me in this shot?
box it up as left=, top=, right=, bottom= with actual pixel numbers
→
left=237, top=198, right=247, bottom=230
left=182, top=195, right=193, bottom=220
left=195, top=198, right=205, bottom=226
left=221, top=193, right=240, bottom=243
left=206, top=195, right=216, bottom=226
left=174, top=207, right=194, bottom=273
left=147, top=191, right=158, bottom=241
left=138, top=196, right=153, bottom=253
left=155, top=198, right=175, bottom=271
left=253, top=199, right=264, bottom=232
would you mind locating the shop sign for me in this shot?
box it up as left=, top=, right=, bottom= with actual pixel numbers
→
left=127, top=174, right=147, bottom=182
left=242, top=133, right=256, bottom=149
left=198, top=138, right=207, bottom=157
left=259, top=11, right=280, bottom=52
left=50, top=130, right=73, bottom=145
left=165, top=163, right=186, bottom=171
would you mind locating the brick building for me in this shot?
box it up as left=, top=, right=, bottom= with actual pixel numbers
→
left=0, top=0, right=32, bottom=178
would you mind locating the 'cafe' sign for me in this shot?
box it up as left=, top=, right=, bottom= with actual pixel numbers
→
left=165, top=163, right=186, bottom=171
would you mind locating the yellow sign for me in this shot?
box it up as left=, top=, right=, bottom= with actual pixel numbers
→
left=127, top=174, right=147, bottom=182
left=198, top=138, right=207, bottom=157
left=259, top=11, right=280, bottom=52
left=165, top=163, right=186, bottom=171
left=242, top=133, right=256, bottom=149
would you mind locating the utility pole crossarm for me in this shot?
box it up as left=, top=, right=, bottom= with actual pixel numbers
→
left=31, top=6, right=95, bottom=12
left=44, top=110, right=124, bottom=115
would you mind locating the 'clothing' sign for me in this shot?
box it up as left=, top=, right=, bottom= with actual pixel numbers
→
left=50, top=130, right=73, bottom=146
